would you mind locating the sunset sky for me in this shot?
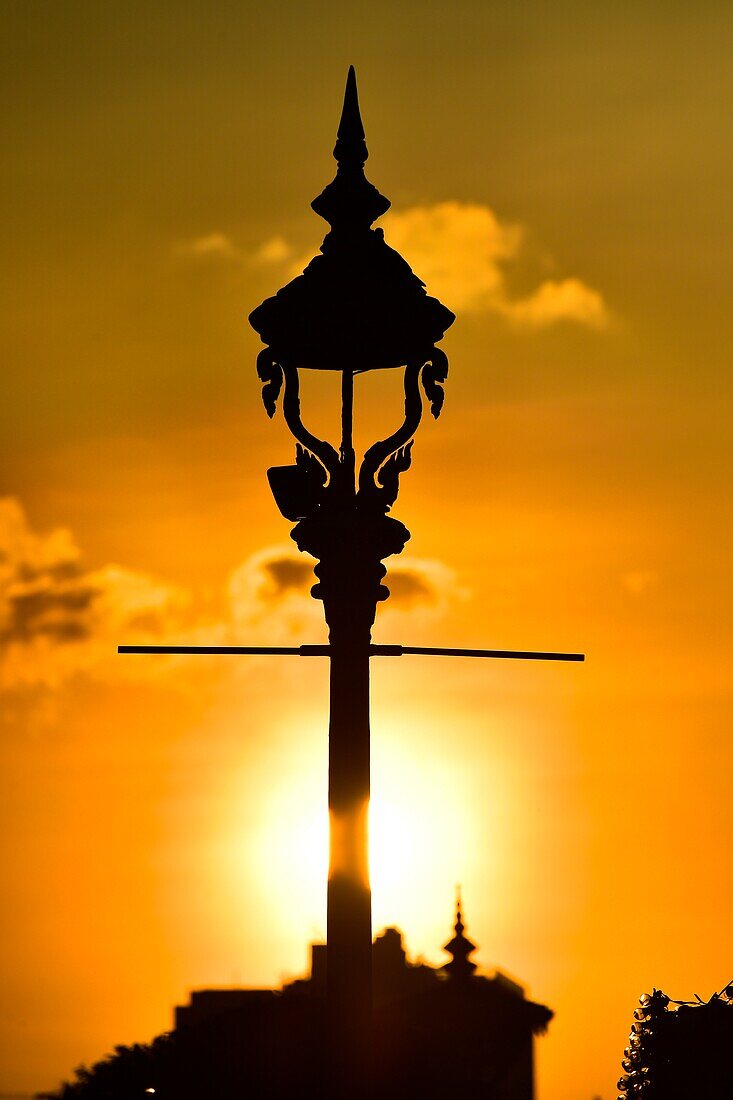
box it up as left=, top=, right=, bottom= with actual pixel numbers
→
left=2, top=3, right=732, bottom=1098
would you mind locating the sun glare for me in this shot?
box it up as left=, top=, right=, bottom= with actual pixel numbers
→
left=247, top=715, right=477, bottom=958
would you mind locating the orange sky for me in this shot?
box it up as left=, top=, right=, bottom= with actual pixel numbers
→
left=1, top=4, right=732, bottom=1098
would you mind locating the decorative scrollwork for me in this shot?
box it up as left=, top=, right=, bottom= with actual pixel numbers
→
left=358, top=359, right=423, bottom=497
left=421, top=347, right=448, bottom=418
left=375, top=442, right=413, bottom=510
left=259, top=346, right=448, bottom=511
left=296, top=443, right=328, bottom=490
left=257, top=350, right=284, bottom=418
left=281, top=364, right=341, bottom=481
left=258, top=352, right=340, bottom=482
left=357, top=347, right=448, bottom=504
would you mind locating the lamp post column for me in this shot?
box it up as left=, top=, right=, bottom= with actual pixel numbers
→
left=327, top=617, right=372, bottom=1091
left=292, top=499, right=410, bottom=1094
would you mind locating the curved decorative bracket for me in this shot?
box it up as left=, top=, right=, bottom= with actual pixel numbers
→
left=421, top=347, right=448, bottom=419
left=258, top=350, right=340, bottom=485
left=358, top=359, right=423, bottom=496
left=374, top=442, right=413, bottom=510
left=358, top=347, right=448, bottom=502
left=281, top=364, right=341, bottom=481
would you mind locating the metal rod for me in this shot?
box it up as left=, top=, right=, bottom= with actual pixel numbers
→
left=118, top=645, right=307, bottom=655
left=340, top=368, right=355, bottom=494
left=392, top=646, right=585, bottom=662
left=341, top=369, right=353, bottom=455
left=118, top=643, right=584, bottom=661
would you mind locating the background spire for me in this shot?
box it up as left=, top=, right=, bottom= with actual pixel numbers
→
left=443, top=888, right=478, bottom=982
left=455, top=883, right=465, bottom=933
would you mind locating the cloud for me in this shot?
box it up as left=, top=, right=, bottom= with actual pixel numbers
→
left=174, top=231, right=295, bottom=270
left=386, top=569, right=435, bottom=607
left=382, top=201, right=608, bottom=328
left=227, top=546, right=460, bottom=644
left=501, top=277, right=607, bottom=329
left=229, top=546, right=458, bottom=614
left=380, top=201, right=519, bottom=313
left=175, top=232, right=241, bottom=261
left=272, top=200, right=607, bottom=329
left=0, top=504, right=461, bottom=691
left=255, top=235, right=293, bottom=264
left=87, top=564, right=191, bottom=636
left=227, top=547, right=320, bottom=643
left=386, top=558, right=463, bottom=614
left=0, top=499, right=191, bottom=689
left=1, top=498, right=89, bottom=647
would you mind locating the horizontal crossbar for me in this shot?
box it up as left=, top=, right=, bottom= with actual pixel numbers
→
left=395, top=646, right=584, bottom=662
left=118, top=644, right=584, bottom=662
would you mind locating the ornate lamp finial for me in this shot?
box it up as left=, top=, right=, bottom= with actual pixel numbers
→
left=311, top=66, right=390, bottom=228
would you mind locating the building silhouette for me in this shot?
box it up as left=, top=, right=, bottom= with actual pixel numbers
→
left=174, top=899, right=552, bottom=1099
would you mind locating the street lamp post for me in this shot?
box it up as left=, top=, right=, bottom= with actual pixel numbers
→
left=119, top=66, right=584, bottom=1099
left=248, top=67, right=454, bottom=1092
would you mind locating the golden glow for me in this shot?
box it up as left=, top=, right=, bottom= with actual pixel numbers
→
left=3, top=9, right=733, bottom=1100
left=245, top=715, right=478, bottom=953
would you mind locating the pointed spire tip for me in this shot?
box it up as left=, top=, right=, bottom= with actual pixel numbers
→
left=336, top=65, right=365, bottom=157
left=311, top=67, right=390, bottom=226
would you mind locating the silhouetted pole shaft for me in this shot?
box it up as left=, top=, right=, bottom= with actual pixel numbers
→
left=298, top=501, right=406, bottom=1097
left=327, top=619, right=372, bottom=1095
left=288, top=385, right=409, bottom=1095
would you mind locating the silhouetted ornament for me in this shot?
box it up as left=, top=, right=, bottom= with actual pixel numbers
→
left=249, top=66, right=455, bottom=374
